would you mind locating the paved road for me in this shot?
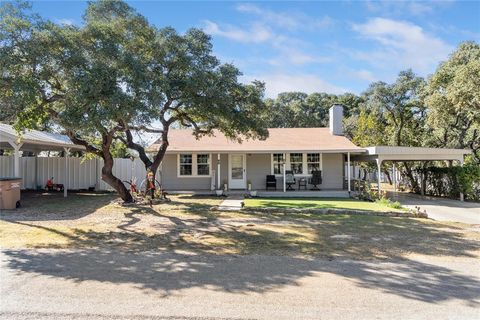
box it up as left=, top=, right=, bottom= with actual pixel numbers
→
left=389, top=193, right=480, bottom=224
left=1, top=249, right=480, bottom=320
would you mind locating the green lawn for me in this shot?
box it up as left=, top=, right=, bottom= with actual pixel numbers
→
left=244, top=197, right=405, bottom=212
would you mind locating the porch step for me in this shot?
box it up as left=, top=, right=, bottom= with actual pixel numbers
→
left=257, top=191, right=351, bottom=198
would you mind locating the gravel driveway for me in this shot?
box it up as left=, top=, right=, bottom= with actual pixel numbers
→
left=1, top=249, right=480, bottom=320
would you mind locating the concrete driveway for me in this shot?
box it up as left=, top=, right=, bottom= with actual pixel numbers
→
left=390, top=192, right=480, bottom=224
left=1, top=249, right=480, bottom=320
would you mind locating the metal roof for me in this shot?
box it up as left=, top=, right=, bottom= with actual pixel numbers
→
left=0, top=123, right=84, bottom=152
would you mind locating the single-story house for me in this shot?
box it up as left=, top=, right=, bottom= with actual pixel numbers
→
left=148, top=105, right=471, bottom=199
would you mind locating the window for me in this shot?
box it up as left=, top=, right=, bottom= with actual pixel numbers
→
left=307, top=153, right=320, bottom=173
left=179, top=154, right=193, bottom=176
left=197, top=154, right=210, bottom=175
left=178, top=153, right=211, bottom=177
left=272, top=153, right=284, bottom=174
left=290, top=153, right=303, bottom=174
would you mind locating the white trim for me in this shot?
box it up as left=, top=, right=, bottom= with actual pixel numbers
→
left=271, top=152, right=322, bottom=177
left=176, top=153, right=212, bottom=178
left=228, top=153, right=247, bottom=189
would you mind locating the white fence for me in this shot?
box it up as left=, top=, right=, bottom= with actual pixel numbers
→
left=0, top=156, right=154, bottom=191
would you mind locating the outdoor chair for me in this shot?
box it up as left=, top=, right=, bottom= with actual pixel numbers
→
left=285, top=170, right=296, bottom=191
left=266, top=175, right=277, bottom=190
left=309, top=170, right=322, bottom=190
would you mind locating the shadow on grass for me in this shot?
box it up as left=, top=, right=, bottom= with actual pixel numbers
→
left=2, top=195, right=480, bottom=304
left=0, top=191, right=116, bottom=221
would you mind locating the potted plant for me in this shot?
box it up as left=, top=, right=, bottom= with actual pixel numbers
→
left=249, top=190, right=257, bottom=197
left=223, top=179, right=228, bottom=192
left=215, top=188, right=223, bottom=196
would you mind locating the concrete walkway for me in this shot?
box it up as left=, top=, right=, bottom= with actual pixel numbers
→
left=1, top=249, right=479, bottom=320
left=390, top=192, right=480, bottom=224
left=217, top=195, right=244, bottom=211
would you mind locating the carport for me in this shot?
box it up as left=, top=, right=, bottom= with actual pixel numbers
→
left=352, top=146, right=472, bottom=201
left=0, top=123, right=84, bottom=197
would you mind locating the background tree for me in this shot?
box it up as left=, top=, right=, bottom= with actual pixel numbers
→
left=424, top=41, right=480, bottom=163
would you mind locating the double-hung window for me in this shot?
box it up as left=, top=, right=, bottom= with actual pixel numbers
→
left=178, top=153, right=211, bottom=177
left=290, top=153, right=303, bottom=174
left=272, top=153, right=284, bottom=174
left=179, top=154, right=193, bottom=176
left=196, top=154, right=210, bottom=176
left=307, top=153, right=320, bottom=173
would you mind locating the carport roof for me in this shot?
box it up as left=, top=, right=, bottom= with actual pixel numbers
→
left=0, top=123, right=84, bottom=152
left=352, top=146, right=471, bottom=163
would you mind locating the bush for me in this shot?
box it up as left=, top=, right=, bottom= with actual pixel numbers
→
left=375, top=197, right=403, bottom=209
left=422, top=165, right=480, bottom=200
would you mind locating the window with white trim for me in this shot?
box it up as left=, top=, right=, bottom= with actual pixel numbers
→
left=179, top=154, right=193, bottom=176
left=290, top=153, right=303, bottom=174
left=307, top=153, right=320, bottom=173
left=178, top=153, right=211, bottom=177
left=196, top=154, right=210, bottom=176
left=272, top=153, right=284, bottom=174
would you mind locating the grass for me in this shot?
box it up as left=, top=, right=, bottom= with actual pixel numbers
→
left=244, top=197, right=407, bottom=212
left=1, top=192, right=478, bottom=259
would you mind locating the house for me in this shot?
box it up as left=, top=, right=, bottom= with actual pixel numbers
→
left=147, top=105, right=470, bottom=199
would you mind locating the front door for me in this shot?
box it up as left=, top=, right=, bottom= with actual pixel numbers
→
left=229, top=154, right=246, bottom=189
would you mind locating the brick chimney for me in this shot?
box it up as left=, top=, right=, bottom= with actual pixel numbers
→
left=329, top=104, right=344, bottom=136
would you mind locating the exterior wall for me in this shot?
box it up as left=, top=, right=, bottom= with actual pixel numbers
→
left=161, top=153, right=214, bottom=190
left=246, top=153, right=271, bottom=190
left=322, top=153, right=344, bottom=189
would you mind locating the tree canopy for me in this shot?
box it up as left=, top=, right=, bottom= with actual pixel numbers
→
left=0, top=0, right=270, bottom=201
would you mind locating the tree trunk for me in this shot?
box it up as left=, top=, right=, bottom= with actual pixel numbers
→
left=384, top=169, right=392, bottom=185
left=402, top=162, right=419, bottom=193
left=102, top=135, right=133, bottom=203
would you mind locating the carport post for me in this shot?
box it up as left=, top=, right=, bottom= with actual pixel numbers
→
left=459, top=158, right=464, bottom=202
left=64, top=147, right=70, bottom=198
left=376, top=158, right=382, bottom=194
left=7, top=140, right=23, bottom=178
left=393, top=162, right=397, bottom=192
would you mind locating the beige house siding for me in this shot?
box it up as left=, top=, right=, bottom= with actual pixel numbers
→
left=161, top=153, right=214, bottom=190
left=246, top=154, right=271, bottom=190
left=161, top=152, right=345, bottom=191
left=322, top=153, right=344, bottom=189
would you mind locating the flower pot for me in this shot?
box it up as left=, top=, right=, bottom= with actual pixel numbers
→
left=215, top=190, right=223, bottom=196
left=249, top=190, right=257, bottom=197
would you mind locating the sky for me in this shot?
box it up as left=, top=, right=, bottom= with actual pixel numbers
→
left=30, top=0, right=480, bottom=97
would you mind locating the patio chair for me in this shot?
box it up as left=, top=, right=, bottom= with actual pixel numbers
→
left=309, top=170, right=322, bottom=190
left=285, top=170, right=296, bottom=191
left=266, top=175, right=277, bottom=190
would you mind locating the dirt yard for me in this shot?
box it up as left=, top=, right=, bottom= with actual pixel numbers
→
left=1, top=192, right=479, bottom=259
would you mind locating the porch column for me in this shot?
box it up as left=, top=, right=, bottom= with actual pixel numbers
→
left=64, top=147, right=70, bottom=198
left=283, top=154, right=286, bottom=193
left=459, top=158, right=464, bottom=202
left=347, top=152, right=351, bottom=192
left=217, top=154, right=221, bottom=189
left=376, top=158, right=382, bottom=194
left=393, top=162, right=397, bottom=192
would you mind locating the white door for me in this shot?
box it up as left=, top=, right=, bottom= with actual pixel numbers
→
left=229, top=154, right=246, bottom=189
